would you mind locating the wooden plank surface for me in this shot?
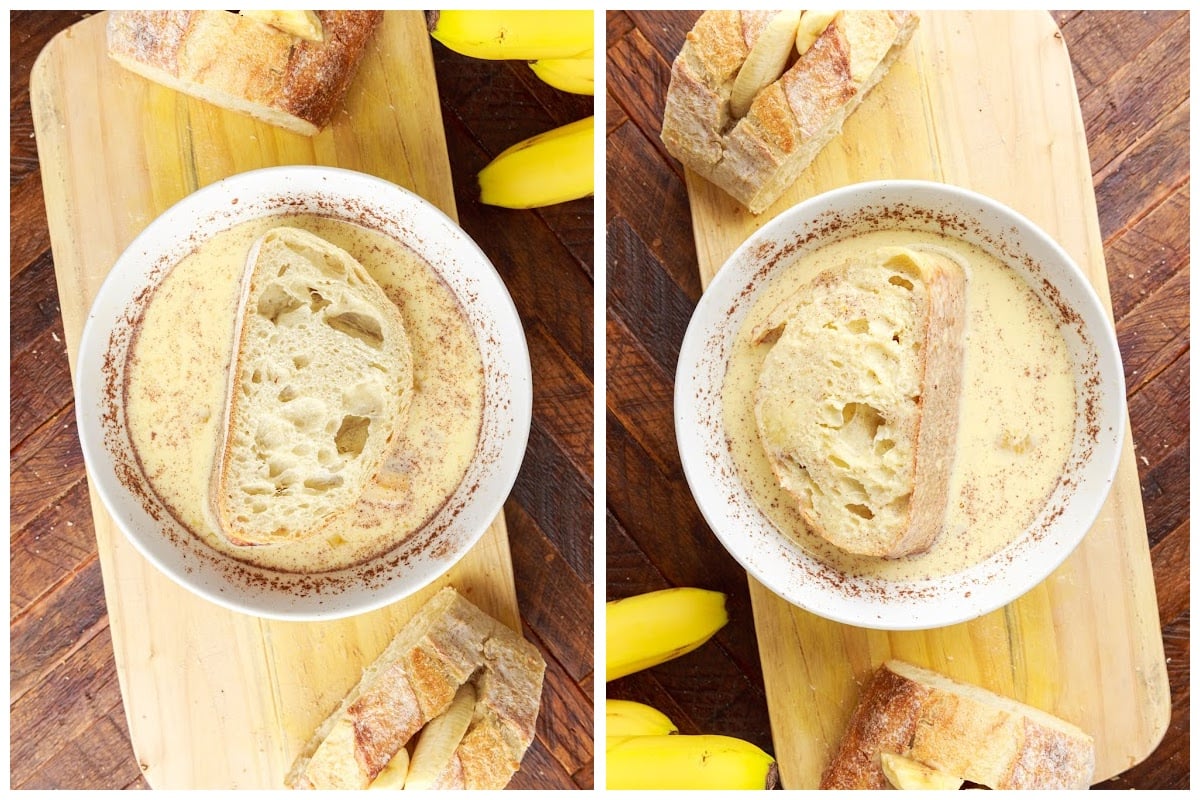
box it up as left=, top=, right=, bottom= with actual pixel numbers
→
left=690, top=10, right=1163, bottom=788
left=606, top=9, right=1188, bottom=790
left=11, top=10, right=593, bottom=790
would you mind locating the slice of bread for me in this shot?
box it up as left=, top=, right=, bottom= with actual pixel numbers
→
left=821, top=660, right=1095, bottom=789
left=285, top=587, right=546, bottom=790
left=106, top=11, right=382, bottom=136
left=661, top=11, right=918, bottom=214
left=753, top=246, right=966, bottom=558
left=211, top=226, right=413, bottom=547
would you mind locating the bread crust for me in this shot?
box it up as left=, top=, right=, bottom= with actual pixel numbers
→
left=903, top=255, right=968, bottom=556
left=106, top=10, right=382, bottom=136
left=820, top=660, right=1095, bottom=789
left=286, top=587, right=546, bottom=789
left=431, top=634, right=547, bottom=789
left=661, top=11, right=918, bottom=213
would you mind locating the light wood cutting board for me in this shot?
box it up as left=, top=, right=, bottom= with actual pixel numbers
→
left=31, top=11, right=523, bottom=789
left=682, top=12, right=1169, bottom=788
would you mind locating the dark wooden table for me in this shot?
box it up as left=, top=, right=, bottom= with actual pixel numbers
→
left=10, top=11, right=593, bottom=790
left=606, top=10, right=1188, bottom=790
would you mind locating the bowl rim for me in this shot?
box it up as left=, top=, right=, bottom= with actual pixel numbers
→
left=674, top=178, right=1127, bottom=630
left=75, top=165, right=532, bottom=621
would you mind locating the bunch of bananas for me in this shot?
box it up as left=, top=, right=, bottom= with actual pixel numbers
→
left=428, top=10, right=594, bottom=209
left=605, top=588, right=778, bottom=789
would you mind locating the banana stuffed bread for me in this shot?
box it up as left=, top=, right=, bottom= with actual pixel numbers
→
left=661, top=10, right=918, bottom=213
left=286, top=587, right=546, bottom=790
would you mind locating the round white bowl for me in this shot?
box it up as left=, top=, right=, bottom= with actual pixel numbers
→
left=675, top=180, right=1126, bottom=630
left=75, top=166, right=532, bottom=621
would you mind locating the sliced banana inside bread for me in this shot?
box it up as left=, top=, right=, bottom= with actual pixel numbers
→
left=660, top=11, right=918, bottom=214
left=285, top=587, right=546, bottom=790
left=753, top=245, right=967, bottom=558
left=212, top=226, right=414, bottom=547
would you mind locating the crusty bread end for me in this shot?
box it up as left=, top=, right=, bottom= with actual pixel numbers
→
left=106, top=10, right=382, bottom=136
left=821, top=660, right=1095, bottom=789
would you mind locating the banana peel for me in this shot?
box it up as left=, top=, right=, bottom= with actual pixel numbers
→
left=606, top=699, right=679, bottom=739
left=478, top=116, right=594, bottom=209
left=429, top=10, right=592, bottom=61
left=607, top=734, right=778, bottom=790
left=606, top=587, right=728, bottom=681
left=529, top=53, right=594, bottom=95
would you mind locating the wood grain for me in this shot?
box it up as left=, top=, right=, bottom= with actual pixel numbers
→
left=34, top=11, right=531, bottom=788
left=606, top=9, right=1188, bottom=790
left=686, top=12, right=1165, bottom=786
left=11, top=10, right=593, bottom=790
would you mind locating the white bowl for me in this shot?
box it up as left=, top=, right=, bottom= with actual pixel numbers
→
left=76, top=166, right=532, bottom=621
left=675, top=180, right=1125, bottom=630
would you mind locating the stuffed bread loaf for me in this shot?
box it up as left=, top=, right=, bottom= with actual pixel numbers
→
left=821, top=659, right=1095, bottom=789
left=286, top=587, right=546, bottom=790
left=661, top=10, right=918, bottom=214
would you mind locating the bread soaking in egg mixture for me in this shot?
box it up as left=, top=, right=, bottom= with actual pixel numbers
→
left=722, top=228, right=1077, bottom=580
left=212, top=227, right=415, bottom=548
left=123, top=214, right=485, bottom=573
left=752, top=245, right=967, bottom=560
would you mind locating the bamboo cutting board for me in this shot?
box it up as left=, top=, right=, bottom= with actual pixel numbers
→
left=682, top=12, right=1169, bottom=788
left=32, top=11, right=523, bottom=789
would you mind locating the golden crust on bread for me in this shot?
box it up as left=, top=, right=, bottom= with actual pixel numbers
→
left=286, top=588, right=545, bottom=790
left=106, top=10, right=382, bottom=136
left=686, top=10, right=751, bottom=85
left=661, top=10, right=918, bottom=214
left=821, top=660, right=1095, bottom=789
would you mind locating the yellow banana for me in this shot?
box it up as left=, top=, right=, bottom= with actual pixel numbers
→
left=606, top=734, right=778, bottom=789
left=796, top=10, right=840, bottom=57
left=606, top=587, right=728, bottom=681
left=478, top=116, right=593, bottom=209
left=367, top=747, right=410, bottom=789
left=403, top=682, right=476, bottom=789
left=529, top=53, right=594, bottom=95
left=606, top=699, right=678, bottom=740
left=729, top=10, right=801, bottom=118
left=239, top=10, right=323, bottom=42
left=429, top=10, right=592, bottom=61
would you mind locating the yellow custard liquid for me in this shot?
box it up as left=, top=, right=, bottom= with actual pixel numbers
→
left=124, top=214, right=484, bottom=573
left=721, top=229, right=1077, bottom=580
